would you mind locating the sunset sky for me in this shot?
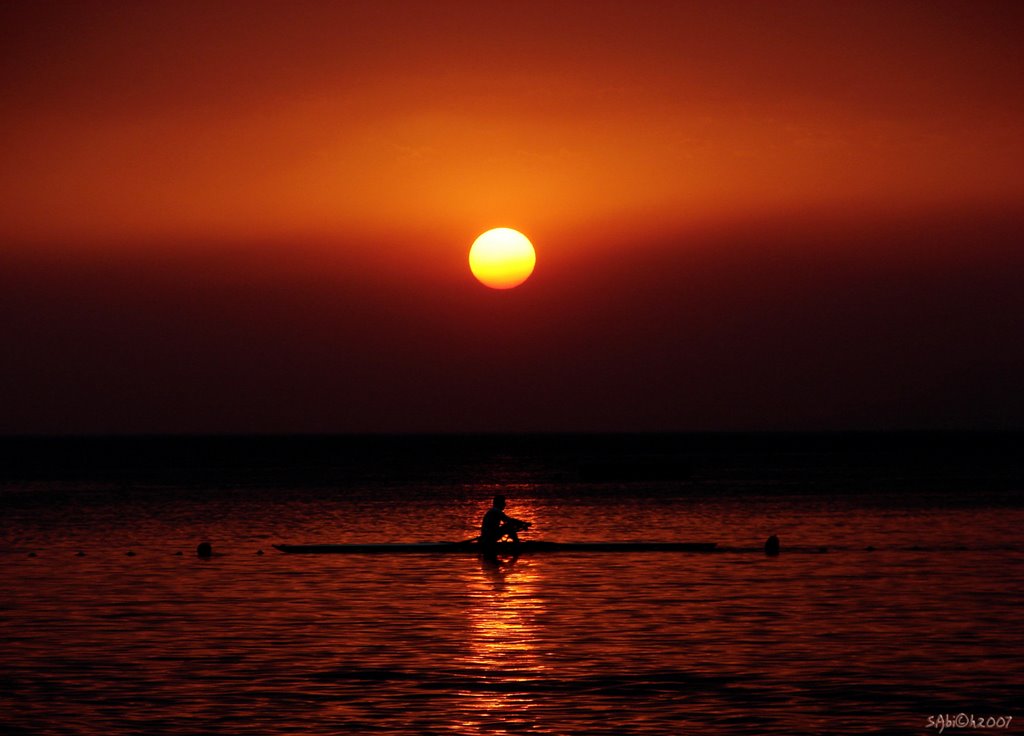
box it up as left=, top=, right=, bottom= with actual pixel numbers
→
left=2, top=0, right=1022, bottom=433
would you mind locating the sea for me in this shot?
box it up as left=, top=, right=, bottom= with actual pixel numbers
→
left=1, top=432, right=1021, bottom=736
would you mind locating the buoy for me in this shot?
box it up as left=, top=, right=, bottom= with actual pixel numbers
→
left=126, top=550, right=136, bottom=557
left=256, top=549, right=264, bottom=555
left=197, top=542, right=213, bottom=558
left=764, top=535, right=780, bottom=556
left=76, top=551, right=85, bottom=557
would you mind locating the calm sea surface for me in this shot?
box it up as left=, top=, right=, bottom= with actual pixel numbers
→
left=1, top=434, right=1021, bottom=735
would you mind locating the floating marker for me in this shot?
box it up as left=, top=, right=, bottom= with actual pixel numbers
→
left=197, top=542, right=213, bottom=558
left=764, top=535, right=781, bottom=556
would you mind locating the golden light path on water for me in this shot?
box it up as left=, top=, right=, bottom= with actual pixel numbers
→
left=460, top=558, right=548, bottom=732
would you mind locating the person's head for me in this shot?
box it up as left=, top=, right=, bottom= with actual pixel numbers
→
left=492, top=494, right=506, bottom=510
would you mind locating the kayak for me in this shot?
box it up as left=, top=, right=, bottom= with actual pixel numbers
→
left=273, top=541, right=717, bottom=554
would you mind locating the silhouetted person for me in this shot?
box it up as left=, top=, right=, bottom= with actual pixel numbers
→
left=764, top=535, right=780, bottom=556
left=480, top=495, right=530, bottom=555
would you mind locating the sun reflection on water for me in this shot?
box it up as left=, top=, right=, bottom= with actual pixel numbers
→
left=456, top=553, right=552, bottom=733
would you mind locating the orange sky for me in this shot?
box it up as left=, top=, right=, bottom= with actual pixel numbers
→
left=1, top=1, right=1022, bottom=432
left=2, top=1, right=1021, bottom=244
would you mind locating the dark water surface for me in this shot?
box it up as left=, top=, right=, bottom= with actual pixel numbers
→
left=2, top=433, right=1021, bottom=735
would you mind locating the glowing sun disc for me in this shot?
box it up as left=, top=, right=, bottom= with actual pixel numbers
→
left=469, top=228, right=536, bottom=289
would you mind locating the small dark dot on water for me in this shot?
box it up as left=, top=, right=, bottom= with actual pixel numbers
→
left=126, top=550, right=136, bottom=557
left=174, top=551, right=183, bottom=556
left=28, top=552, right=37, bottom=558
left=257, top=549, right=264, bottom=555
left=76, top=551, right=85, bottom=557
left=866, top=545, right=875, bottom=551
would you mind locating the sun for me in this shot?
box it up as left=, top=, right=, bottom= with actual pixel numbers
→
left=469, top=228, right=536, bottom=289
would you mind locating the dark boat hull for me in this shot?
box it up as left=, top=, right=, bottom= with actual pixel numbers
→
left=273, top=541, right=717, bottom=554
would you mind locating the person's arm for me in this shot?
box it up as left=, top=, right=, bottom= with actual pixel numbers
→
left=501, top=511, right=530, bottom=529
